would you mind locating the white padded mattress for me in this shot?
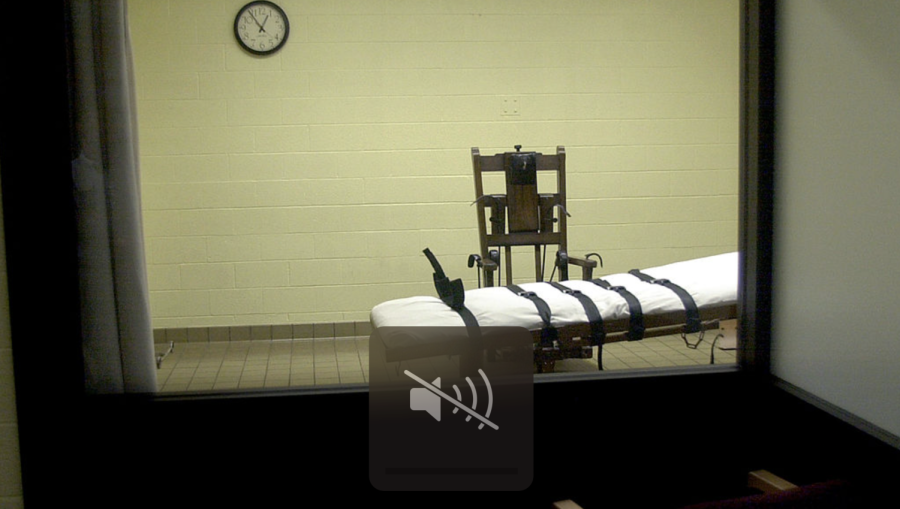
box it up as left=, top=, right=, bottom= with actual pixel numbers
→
left=370, top=252, right=738, bottom=330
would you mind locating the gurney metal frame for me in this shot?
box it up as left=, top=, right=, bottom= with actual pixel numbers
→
left=527, top=301, right=737, bottom=372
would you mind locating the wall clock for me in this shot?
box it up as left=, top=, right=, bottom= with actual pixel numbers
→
left=234, top=1, right=290, bottom=55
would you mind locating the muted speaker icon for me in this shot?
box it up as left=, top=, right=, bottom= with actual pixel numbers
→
left=410, top=377, right=442, bottom=421
left=405, top=369, right=498, bottom=430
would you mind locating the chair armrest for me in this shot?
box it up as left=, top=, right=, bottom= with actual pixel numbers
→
left=566, top=256, right=597, bottom=280
left=566, top=256, right=597, bottom=268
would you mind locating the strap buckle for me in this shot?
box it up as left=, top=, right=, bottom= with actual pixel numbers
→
left=610, top=285, right=626, bottom=292
left=652, top=278, right=671, bottom=285
left=517, top=291, right=538, bottom=298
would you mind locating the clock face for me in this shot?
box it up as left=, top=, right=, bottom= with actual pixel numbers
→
left=234, top=1, right=289, bottom=55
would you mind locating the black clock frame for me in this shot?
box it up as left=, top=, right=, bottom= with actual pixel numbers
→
left=233, top=0, right=290, bottom=55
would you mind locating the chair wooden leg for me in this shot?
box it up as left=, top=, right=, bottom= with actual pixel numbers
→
left=505, top=246, right=513, bottom=286
left=581, top=265, right=593, bottom=280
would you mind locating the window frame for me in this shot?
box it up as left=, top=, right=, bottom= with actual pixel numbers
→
left=1, top=2, right=775, bottom=393
left=1, top=2, right=775, bottom=395
left=2, top=2, right=774, bottom=501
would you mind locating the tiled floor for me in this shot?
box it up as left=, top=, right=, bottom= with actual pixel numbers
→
left=155, top=337, right=369, bottom=392
left=154, top=330, right=735, bottom=392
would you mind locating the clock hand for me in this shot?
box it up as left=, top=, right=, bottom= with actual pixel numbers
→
left=259, top=14, right=269, bottom=33
left=247, top=12, right=265, bottom=31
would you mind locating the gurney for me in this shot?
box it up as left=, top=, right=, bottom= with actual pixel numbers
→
left=370, top=252, right=738, bottom=372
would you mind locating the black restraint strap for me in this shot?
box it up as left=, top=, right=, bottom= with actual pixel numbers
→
left=547, top=282, right=605, bottom=346
left=423, top=248, right=480, bottom=335
left=548, top=281, right=605, bottom=371
left=453, top=305, right=480, bottom=333
left=591, top=279, right=645, bottom=341
left=628, top=269, right=701, bottom=334
left=506, top=284, right=557, bottom=347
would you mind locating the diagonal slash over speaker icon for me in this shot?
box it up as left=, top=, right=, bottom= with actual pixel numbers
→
left=405, top=369, right=499, bottom=431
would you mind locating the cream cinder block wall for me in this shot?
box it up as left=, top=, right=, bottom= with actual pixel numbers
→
left=130, top=0, right=739, bottom=329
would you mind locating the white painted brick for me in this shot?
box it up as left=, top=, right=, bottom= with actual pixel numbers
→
left=235, top=261, right=291, bottom=288
left=314, top=232, right=369, bottom=259
left=364, top=176, right=470, bottom=204
left=144, top=209, right=234, bottom=237
left=208, top=236, right=261, bottom=262
left=230, top=314, right=292, bottom=326
left=336, top=203, right=472, bottom=232
left=227, top=99, right=284, bottom=126
left=200, top=182, right=260, bottom=209
left=695, top=144, right=740, bottom=170
left=569, top=224, right=623, bottom=251
left=262, top=287, right=318, bottom=314
left=139, top=99, right=227, bottom=128
left=340, top=256, right=428, bottom=285
left=567, top=173, right=621, bottom=200
left=180, top=263, right=235, bottom=290
left=286, top=312, right=344, bottom=324
left=314, top=285, right=383, bottom=313
left=254, top=126, right=310, bottom=153
left=132, top=0, right=741, bottom=329
left=363, top=231, right=422, bottom=257
left=644, top=146, right=700, bottom=171
left=418, top=229, right=478, bottom=257
left=169, top=44, right=225, bottom=72
left=196, top=13, right=232, bottom=43
left=255, top=179, right=365, bottom=207
left=668, top=170, right=739, bottom=197
left=289, top=259, right=341, bottom=286
left=209, top=288, right=265, bottom=315
left=253, top=71, right=310, bottom=98
left=199, top=72, right=256, bottom=99
left=230, top=208, right=294, bottom=235
left=136, top=72, right=199, bottom=100
left=141, top=127, right=256, bottom=156
left=150, top=317, right=217, bottom=330
left=228, top=153, right=288, bottom=181
left=150, top=290, right=210, bottom=317
left=257, top=233, right=317, bottom=260
left=668, top=221, right=738, bottom=248
left=224, top=45, right=283, bottom=72
left=140, top=155, right=229, bottom=183
left=146, top=237, right=208, bottom=264
left=618, top=172, right=673, bottom=198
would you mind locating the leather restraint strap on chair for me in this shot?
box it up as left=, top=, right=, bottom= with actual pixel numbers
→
left=591, top=279, right=645, bottom=341
left=628, top=269, right=701, bottom=334
left=547, top=281, right=606, bottom=370
left=423, top=248, right=480, bottom=335
left=506, top=284, right=557, bottom=347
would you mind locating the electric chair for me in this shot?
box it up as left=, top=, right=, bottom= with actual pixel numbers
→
left=469, top=145, right=600, bottom=287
